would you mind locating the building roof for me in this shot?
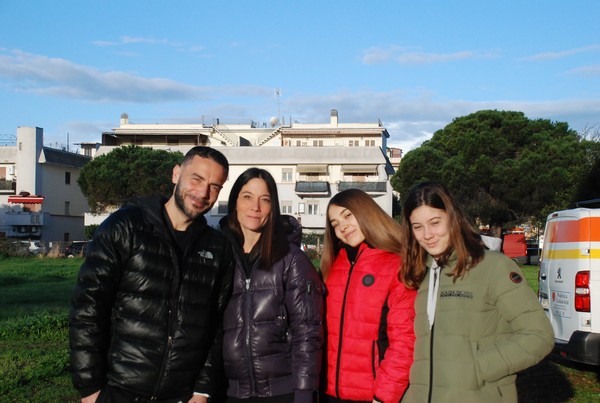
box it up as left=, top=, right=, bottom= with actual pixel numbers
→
left=217, top=146, right=389, bottom=165
left=39, top=147, right=91, bottom=168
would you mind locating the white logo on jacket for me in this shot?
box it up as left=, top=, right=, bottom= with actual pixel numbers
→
left=198, top=250, right=214, bottom=259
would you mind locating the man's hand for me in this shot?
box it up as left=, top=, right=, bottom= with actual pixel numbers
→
left=188, top=394, right=208, bottom=403
left=81, top=390, right=100, bottom=403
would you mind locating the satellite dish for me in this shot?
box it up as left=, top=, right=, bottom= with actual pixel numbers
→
left=270, top=117, right=279, bottom=127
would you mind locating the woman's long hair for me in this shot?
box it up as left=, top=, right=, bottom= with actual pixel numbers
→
left=400, top=181, right=484, bottom=288
left=321, top=189, right=404, bottom=281
left=227, top=168, right=288, bottom=269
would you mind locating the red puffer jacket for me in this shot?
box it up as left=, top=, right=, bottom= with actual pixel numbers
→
left=325, top=243, right=416, bottom=402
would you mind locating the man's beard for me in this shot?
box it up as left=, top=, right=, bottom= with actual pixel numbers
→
left=174, top=183, right=209, bottom=220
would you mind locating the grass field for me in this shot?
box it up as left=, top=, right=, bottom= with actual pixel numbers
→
left=0, top=257, right=599, bottom=402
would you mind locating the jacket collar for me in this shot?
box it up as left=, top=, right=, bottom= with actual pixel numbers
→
left=426, top=249, right=458, bottom=270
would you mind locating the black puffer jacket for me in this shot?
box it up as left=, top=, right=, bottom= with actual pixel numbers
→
left=220, top=215, right=324, bottom=401
left=69, top=196, right=234, bottom=400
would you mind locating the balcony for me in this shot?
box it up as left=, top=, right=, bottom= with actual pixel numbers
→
left=338, top=181, right=387, bottom=194
left=4, top=212, right=43, bottom=238
left=295, top=181, right=330, bottom=197
left=5, top=211, right=44, bottom=226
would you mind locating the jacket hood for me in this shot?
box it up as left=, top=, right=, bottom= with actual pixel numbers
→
left=282, top=214, right=302, bottom=246
left=124, top=195, right=207, bottom=233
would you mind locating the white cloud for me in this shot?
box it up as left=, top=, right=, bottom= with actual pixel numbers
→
left=362, top=46, right=499, bottom=65
left=92, top=35, right=204, bottom=53
left=568, top=64, right=600, bottom=77
left=284, top=91, right=600, bottom=150
left=523, top=44, right=600, bottom=61
left=0, top=50, right=261, bottom=103
left=2, top=50, right=598, bottom=153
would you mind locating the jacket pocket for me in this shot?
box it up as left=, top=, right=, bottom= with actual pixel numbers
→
left=371, top=340, right=380, bottom=379
left=471, top=340, right=484, bottom=388
left=304, top=279, right=323, bottom=324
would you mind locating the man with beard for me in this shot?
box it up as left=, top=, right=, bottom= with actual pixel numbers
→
left=70, top=146, right=234, bottom=403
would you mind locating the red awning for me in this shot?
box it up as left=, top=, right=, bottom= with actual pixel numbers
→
left=8, top=196, right=45, bottom=204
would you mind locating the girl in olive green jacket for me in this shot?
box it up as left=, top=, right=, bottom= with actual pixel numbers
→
left=399, top=182, right=553, bottom=403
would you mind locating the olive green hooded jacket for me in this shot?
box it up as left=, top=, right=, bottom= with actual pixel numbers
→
left=402, top=251, right=553, bottom=403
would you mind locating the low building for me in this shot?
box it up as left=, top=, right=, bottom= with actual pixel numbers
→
left=0, top=126, right=91, bottom=244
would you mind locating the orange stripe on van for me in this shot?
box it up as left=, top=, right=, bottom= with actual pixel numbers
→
left=545, top=217, right=600, bottom=243
left=544, top=249, right=600, bottom=259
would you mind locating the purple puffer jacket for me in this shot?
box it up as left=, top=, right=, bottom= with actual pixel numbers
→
left=219, top=215, right=324, bottom=402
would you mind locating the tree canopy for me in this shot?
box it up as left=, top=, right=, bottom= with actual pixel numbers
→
left=78, top=145, right=183, bottom=213
left=392, top=110, right=599, bottom=229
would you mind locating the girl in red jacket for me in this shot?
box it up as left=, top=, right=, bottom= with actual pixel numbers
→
left=321, top=189, right=416, bottom=403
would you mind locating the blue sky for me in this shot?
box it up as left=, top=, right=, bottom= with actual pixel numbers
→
left=1, top=0, right=599, bottom=152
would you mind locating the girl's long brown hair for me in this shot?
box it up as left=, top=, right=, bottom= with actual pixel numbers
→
left=321, top=189, right=404, bottom=281
left=400, top=181, right=484, bottom=288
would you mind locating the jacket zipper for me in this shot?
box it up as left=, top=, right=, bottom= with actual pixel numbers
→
left=427, top=323, right=435, bottom=403
left=334, top=249, right=363, bottom=398
left=427, top=264, right=442, bottom=403
left=306, top=280, right=314, bottom=319
left=244, top=276, right=257, bottom=396
left=152, top=245, right=180, bottom=399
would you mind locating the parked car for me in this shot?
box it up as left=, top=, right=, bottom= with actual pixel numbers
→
left=9, top=240, right=43, bottom=256
left=65, top=241, right=89, bottom=258
left=502, top=232, right=527, bottom=264
left=27, top=240, right=43, bottom=255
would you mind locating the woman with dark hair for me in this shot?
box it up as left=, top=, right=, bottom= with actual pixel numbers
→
left=321, top=189, right=416, bottom=403
left=400, top=181, right=553, bottom=403
left=219, top=168, right=324, bottom=403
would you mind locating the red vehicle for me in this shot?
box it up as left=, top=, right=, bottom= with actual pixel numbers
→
left=502, top=232, right=527, bottom=262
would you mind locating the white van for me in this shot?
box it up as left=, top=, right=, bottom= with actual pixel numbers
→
left=538, top=207, right=600, bottom=365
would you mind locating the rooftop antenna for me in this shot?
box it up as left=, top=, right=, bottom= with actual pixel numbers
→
left=275, top=88, right=281, bottom=126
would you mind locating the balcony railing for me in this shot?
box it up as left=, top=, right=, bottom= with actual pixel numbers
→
left=338, top=181, right=387, bottom=193
left=295, top=181, right=330, bottom=196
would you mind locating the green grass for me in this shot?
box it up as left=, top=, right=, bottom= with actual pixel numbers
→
left=0, top=257, right=79, bottom=321
left=0, top=259, right=598, bottom=402
left=0, top=256, right=81, bottom=402
left=522, top=264, right=540, bottom=294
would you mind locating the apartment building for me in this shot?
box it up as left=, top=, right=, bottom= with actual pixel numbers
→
left=0, top=126, right=91, bottom=243
left=91, top=110, right=399, bottom=232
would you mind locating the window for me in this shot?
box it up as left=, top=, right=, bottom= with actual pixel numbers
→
left=281, top=200, right=293, bottom=214
left=64, top=201, right=70, bottom=216
left=344, top=173, right=367, bottom=182
left=299, top=172, right=327, bottom=182
left=307, top=202, right=319, bottom=215
left=298, top=203, right=305, bottom=214
left=349, top=140, right=359, bottom=146
left=65, top=172, right=71, bottom=185
left=217, top=201, right=228, bottom=215
left=313, top=140, right=323, bottom=147
left=365, top=140, right=375, bottom=146
left=296, top=140, right=302, bottom=146
left=282, top=168, right=293, bottom=182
